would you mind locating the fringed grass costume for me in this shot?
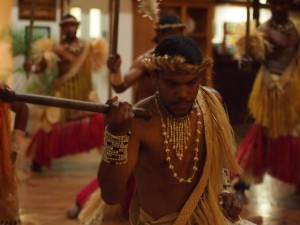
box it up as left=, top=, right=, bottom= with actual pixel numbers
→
left=236, top=22, right=300, bottom=185
left=0, top=103, right=19, bottom=225
left=0, top=103, right=39, bottom=225
left=25, top=37, right=107, bottom=169
left=129, top=87, right=253, bottom=225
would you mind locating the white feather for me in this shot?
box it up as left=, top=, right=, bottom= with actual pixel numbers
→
left=137, top=0, right=160, bottom=22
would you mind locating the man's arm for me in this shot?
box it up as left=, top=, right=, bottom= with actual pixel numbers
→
left=10, top=102, right=29, bottom=132
left=108, top=53, right=148, bottom=93
left=9, top=102, right=28, bottom=164
left=98, top=97, right=140, bottom=205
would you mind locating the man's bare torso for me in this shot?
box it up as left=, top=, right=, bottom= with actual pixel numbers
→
left=131, top=96, right=206, bottom=219
left=259, top=20, right=299, bottom=74
left=55, top=39, right=85, bottom=77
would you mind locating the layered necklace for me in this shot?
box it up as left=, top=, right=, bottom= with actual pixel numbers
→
left=63, top=39, right=84, bottom=55
left=270, top=19, right=294, bottom=35
left=155, top=92, right=202, bottom=183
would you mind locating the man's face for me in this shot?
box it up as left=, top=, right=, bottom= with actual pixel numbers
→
left=61, top=23, right=78, bottom=40
left=268, top=0, right=292, bottom=21
left=154, top=70, right=202, bottom=117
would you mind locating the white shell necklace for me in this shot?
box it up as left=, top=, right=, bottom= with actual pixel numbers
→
left=155, top=92, right=202, bottom=183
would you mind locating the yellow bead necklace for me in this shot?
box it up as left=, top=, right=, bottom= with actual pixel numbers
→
left=155, top=93, right=202, bottom=183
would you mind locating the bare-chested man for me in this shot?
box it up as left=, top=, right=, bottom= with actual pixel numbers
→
left=23, top=14, right=106, bottom=172
left=107, top=14, right=185, bottom=103
left=98, top=35, right=253, bottom=225
left=66, top=14, right=186, bottom=221
left=234, top=0, right=300, bottom=200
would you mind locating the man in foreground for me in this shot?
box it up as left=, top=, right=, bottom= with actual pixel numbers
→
left=99, top=35, right=254, bottom=224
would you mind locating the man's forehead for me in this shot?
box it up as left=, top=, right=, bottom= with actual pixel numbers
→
left=61, top=22, right=78, bottom=27
left=159, top=70, right=201, bottom=79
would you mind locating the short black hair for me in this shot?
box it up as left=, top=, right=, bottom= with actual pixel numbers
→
left=62, top=13, right=77, bottom=20
left=60, top=13, right=79, bottom=25
left=158, top=14, right=183, bottom=26
left=154, top=35, right=203, bottom=65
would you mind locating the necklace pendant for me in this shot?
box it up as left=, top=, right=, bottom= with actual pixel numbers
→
left=176, top=152, right=183, bottom=160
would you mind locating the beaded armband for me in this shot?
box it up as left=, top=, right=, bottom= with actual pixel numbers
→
left=103, top=128, right=130, bottom=165
left=11, top=129, right=25, bottom=153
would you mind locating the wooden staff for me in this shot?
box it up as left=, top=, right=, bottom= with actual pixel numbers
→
left=0, top=88, right=152, bottom=121
left=245, top=0, right=251, bottom=57
left=108, top=0, right=120, bottom=98
left=25, top=0, right=35, bottom=78
left=109, top=0, right=120, bottom=55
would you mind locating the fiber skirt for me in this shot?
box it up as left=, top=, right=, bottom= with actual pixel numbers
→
left=237, top=124, right=300, bottom=186
left=26, top=114, right=105, bottom=168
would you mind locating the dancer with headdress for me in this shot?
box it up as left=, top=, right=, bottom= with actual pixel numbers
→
left=99, top=34, right=254, bottom=225
left=234, top=0, right=300, bottom=201
left=23, top=13, right=108, bottom=172
left=66, top=2, right=186, bottom=220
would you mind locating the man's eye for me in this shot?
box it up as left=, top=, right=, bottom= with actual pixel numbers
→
left=188, top=80, right=197, bottom=86
left=166, top=81, right=177, bottom=87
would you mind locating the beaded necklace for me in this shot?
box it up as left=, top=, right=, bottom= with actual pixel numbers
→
left=270, top=19, right=294, bottom=35
left=63, top=39, right=84, bottom=55
left=155, top=92, right=202, bottom=183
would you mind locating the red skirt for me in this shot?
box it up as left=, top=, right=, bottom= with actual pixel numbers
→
left=237, top=124, right=300, bottom=186
left=26, top=114, right=105, bottom=168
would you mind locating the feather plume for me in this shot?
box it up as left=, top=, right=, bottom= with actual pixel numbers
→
left=137, top=0, right=160, bottom=22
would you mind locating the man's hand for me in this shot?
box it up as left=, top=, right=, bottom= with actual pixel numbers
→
left=219, top=191, right=243, bottom=222
left=107, top=54, right=121, bottom=73
left=0, top=82, right=14, bottom=102
left=23, top=59, right=33, bottom=73
left=105, top=96, right=134, bottom=135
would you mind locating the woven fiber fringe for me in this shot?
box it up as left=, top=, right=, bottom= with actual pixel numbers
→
left=0, top=103, right=15, bottom=197
left=78, top=189, right=129, bottom=225
left=248, top=65, right=300, bottom=138
left=237, top=125, right=300, bottom=186
left=174, top=87, right=241, bottom=225
left=26, top=114, right=105, bottom=168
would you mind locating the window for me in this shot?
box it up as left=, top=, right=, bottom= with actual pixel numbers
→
left=89, top=8, right=102, bottom=38
left=70, top=7, right=82, bottom=37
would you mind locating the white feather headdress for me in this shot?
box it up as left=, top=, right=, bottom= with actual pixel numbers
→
left=137, top=0, right=160, bottom=23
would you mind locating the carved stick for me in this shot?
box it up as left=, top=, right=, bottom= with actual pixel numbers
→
left=0, top=88, right=152, bottom=121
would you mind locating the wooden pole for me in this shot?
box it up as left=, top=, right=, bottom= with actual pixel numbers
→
left=109, top=0, right=120, bottom=55
left=245, top=0, right=251, bottom=57
left=26, top=0, right=35, bottom=79
left=0, top=88, right=152, bottom=120
left=108, top=0, right=120, bottom=98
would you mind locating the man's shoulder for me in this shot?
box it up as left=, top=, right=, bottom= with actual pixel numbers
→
left=139, top=48, right=155, bottom=58
left=201, top=86, right=222, bottom=100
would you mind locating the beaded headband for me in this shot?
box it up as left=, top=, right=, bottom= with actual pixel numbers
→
left=60, top=17, right=79, bottom=25
left=142, top=54, right=213, bottom=73
left=155, top=23, right=185, bottom=30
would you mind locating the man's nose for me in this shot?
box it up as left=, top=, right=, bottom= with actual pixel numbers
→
left=175, top=86, right=189, bottom=99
